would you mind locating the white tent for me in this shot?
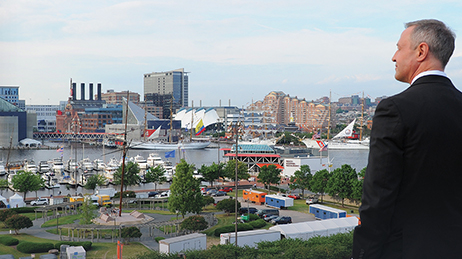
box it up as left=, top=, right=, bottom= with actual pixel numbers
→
left=9, top=193, right=25, bottom=208
left=0, top=194, right=8, bottom=208
left=269, top=217, right=359, bottom=240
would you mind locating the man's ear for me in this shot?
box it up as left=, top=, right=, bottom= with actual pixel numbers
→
left=416, top=42, right=429, bottom=62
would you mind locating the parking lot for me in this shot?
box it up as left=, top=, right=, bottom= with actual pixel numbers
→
left=212, top=195, right=316, bottom=223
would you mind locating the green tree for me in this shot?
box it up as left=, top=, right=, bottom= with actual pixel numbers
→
left=257, top=165, right=281, bottom=194
left=289, top=165, right=313, bottom=198
left=144, top=165, right=167, bottom=191
left=326, top=164, right=358, bottom=207
left=11, top=170, right=44, bottom=199
left=350, top=167, right=366, bottom=203
left=4, top=214, right=33, bottom=234
left=180, top=215, right=208, bottom=231
left=199, top=162, right=225, bottom=187
left=0, top=209, right=17, bottom=221
left=310, top=169, right=331, bottom=203
left=216, top=198, right=240, bottom=215
left=113, top=162, right=142, bottom=191
left=0, top=179, right=8, bottom=195
left=78, top=195, right=97, bottom=224
left=121, top=226, right=142, bottom=244
left=168, top=159, right=204, bottom=218
left=84, top=174, right=106, bottom=190
left=203, top=195, right=215, bottom=207
left=223, top=160, right=250, bottom=182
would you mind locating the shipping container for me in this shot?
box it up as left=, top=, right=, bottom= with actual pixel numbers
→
left=242, top=189, right=267, bottom=205
left=220, top=229, right=281, bottom=247
left=265, top=194, right=294, bottom=209
left=159, top=233, right=206, bottom=254
left=309, top=204, right=347, bottom=219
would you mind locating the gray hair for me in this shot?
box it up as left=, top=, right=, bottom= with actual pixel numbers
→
left=405, top=19, right=456, bottom=68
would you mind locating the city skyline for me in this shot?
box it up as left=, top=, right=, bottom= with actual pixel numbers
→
left=1, top=1, right=462, bottom=107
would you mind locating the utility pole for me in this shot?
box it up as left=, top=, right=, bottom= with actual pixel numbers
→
left=118, top=91, right=130, bottom=217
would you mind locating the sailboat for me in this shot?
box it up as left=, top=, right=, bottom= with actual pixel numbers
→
left=130, top=104, right=211, bottom=150
left=327, top=119, right=369, bottom=150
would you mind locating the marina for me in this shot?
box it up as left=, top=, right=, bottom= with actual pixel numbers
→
left=0, top=142, right=369, bottom=200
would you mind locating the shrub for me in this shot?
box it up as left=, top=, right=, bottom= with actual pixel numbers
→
left=4, top=214, right=33, bottom=234
left=203, top=195, right=215, bottom=206
left=213, top=223, right=254, bottom=237
left=154, top=237, right=165, bottom=243
left=216, top=198, right=240, bottom=214
left=180, top=215, right=208, bottom=231
left=121, top=226, right=142, bottom=243
left=114, top=191, right=135, bottom=198
left=0, top=209, right=17, bottom=221
left=17, top=242, right=54, bottom=253
left=248, top=214, right=260, bottom=221
left=0, top=236, right=19, bottom=246
left=54, top=241, right=92, bottom=251
left=11, top=207, right=36, bottom=213
left=249, top=219, right=266, bottom=229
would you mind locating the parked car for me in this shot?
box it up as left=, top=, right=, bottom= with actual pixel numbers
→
left=288, top=194, right=301, bottom=199
left=212, top=191, right=227, bottom=197
left=155, top=191, right=170, bottom=198
left=271, top=216, right=292, bottom=225
left=218, top=186, right=233, bottom=192
left=263, top=215, right=279, bottom=222
left=255, top=209, right=280, bottom=218
left=148, top=191, right=159, bottom=198
left=207, top=189, right=218, bottom=196
left=306, top=195, right=319, bottom=204
left=30, top=197, right=48, bottom=206
left=239, top=207, right=258, bottom=214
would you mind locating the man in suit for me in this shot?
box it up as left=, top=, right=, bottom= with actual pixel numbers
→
left=352, top=19, right=462, bottom=258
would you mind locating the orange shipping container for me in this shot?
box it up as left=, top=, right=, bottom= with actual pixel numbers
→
left=242, top=190, right=267, bottom=205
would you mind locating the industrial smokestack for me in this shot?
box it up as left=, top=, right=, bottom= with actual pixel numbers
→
left=72, top=83, right=77, bottom=101
left=97, top=83, right=102, bottom=101
left=81, top=83, right=85, bottom=100
left=89, top=83, right=94, bottom=101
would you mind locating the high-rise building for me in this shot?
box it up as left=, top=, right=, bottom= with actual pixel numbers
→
left=100, top=90, right=140, bottom=105
left=144, top=68, right=189, bottom=118
left=0, top=86, right=20, bottom=107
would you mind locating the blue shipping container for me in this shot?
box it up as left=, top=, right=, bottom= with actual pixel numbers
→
left=265, top=195, right=294, bottom=209
left=309, top=204, right=346, bottom=219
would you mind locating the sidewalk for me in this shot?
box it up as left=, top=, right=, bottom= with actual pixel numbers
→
left=0, top=212, right=183, bottom=251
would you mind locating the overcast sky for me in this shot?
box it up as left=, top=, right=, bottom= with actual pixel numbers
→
left=2, top=1, right=462, bottom=107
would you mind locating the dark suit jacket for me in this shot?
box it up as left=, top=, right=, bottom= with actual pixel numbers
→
left=352, top=75, right=462, bottom=259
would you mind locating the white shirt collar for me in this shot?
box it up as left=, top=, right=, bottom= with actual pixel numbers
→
left=411, top=70, right=448, bottom=85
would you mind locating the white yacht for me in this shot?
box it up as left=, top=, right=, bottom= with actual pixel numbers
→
left=51, top=158, right=64, bottom=174
left=147, top=153, right=163, bottom=168
left=133, top=155, right=148, bottom=170
left=38, top=161, right=50, bottom=174
left=24, top=160, right=38, bottom=174
left=93, top=159, right=106, bottom=171
left=79, top=158, right=94, bottom=172
left=0, top=162, right=7, bottom=176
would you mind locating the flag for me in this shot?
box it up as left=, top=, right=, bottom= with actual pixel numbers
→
left=57, top=146, right=64, bottom=152
left=195, top=119, right=206, bottom=136
left=165, top=150, right=175, bottom=158
left=316, top=140, right=328, bottom=152
left=312, top=131, right=320, bottom=139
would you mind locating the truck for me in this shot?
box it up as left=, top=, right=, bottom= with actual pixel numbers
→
left=95, top=187, right=116, bottom=198
left=91, top=194, right=112, bottom=207
left=220, top=229, right=281, bottom=247
left=69, top=196, right=84, bottom=203
left=309, top=204, right=347, bottom=219
left=159, top=233, right=206, bottom=254
left=242, top=189, right=267, bottom=205
left=265, top=194, right=294, bottom=209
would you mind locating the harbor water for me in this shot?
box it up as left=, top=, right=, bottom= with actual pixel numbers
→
left=0, top=142, right=369, bottom=199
